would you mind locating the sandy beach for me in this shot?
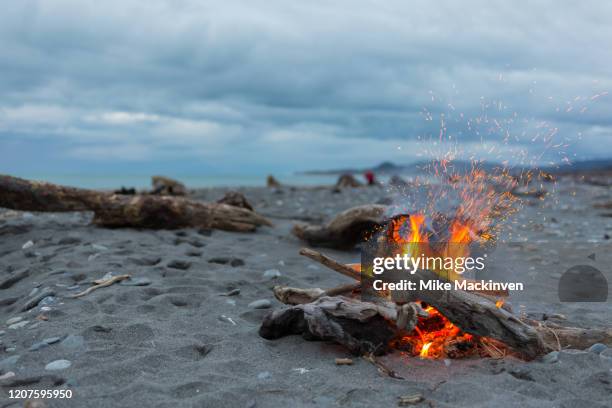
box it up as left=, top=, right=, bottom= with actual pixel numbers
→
left=0, top=176, right=610, bottom=408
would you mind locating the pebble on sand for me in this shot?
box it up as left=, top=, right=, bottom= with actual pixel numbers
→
left=248, top=299, right=272, bottom=309
left=6, top=317, right=23, bottom=325
left=587, top=343, right=607, bottom=354
left=45, top=359, right=72, bottom=371
left=22, top=240, right=34, bottom=249
left=263, top=269, right=281, bottom=280
left=8, top=320, right=29, bottom=330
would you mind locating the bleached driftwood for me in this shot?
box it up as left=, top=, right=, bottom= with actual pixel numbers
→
left=292, top=205, right=386, bottom=249
left=0, top=175, right=271, bottom=232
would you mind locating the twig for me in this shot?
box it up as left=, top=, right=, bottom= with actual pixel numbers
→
left=362, top=353, right=404, bottom=380
left=299, top=248, right=360, bottom=280
left=69, top=274, right=130, bottom=298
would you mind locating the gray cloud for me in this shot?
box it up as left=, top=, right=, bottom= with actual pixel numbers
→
left=1, top=0, right=611, bottom=176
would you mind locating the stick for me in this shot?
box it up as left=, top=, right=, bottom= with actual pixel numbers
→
left=299, top=248, right=360, bottom=280
left=69, top=274, right=130, bottom=298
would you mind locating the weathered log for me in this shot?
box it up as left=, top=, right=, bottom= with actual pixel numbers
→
left=259, top=296, right=398, bottom=355
left=217, top=191, right=254, bottom=211
left=267, top=175, right=281, bottom=188
left=0, top=175, right=271, bottom=232
left=273, top=283, right=360, bottom=305
left=523, top=320, right=612, bottom=350
left=151, top=175, right=187, bottom=196
left=298, top=247, right=544, bottom=359
left=336, top=174, right=363, bottom=188
left=292, top=204, right=386, bottom=249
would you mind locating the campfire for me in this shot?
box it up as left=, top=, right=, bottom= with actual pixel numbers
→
left=260, top=215, right=611, bottom=368
left=261, top=165, right=611, bottom=370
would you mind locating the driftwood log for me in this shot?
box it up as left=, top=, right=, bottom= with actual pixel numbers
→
left=292, top=204, right=386, bottom=249
left=260, top=296, right=424, bottom=355
left=0, top=175, right=271, bottom=232
left=262, top=248, right=612, bottom=360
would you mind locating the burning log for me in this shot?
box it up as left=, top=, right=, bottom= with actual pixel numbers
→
left=0, top=175, right=272, bottom=232
left=292, top=204, right=386, bottom=249
left=279, top=248, right=612, bottom=359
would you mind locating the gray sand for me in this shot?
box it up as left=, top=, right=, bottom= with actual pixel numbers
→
left=0, top=180, right=610, bottom=407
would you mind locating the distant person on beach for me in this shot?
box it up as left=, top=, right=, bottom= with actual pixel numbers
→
left=364, top=170, right=376, bottom=185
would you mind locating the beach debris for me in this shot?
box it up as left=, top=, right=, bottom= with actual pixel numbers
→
left=335, top=358, right=353, bottom=365
left=292, top=205, right=386, bottom=249
left=266, top=175, right=281, bottom=188
left=217, top=191, right=254, bottom=211
left=0, top=175, right=272, bottom=232
left=218, top=315, right=237, bottom=325
left=22, top=240, right=34, bottom=250
left=119, top=277, right=152, bottom=286
left=248, top=299, right=272, bottom=309
left=263, top=269, right=281, bottom=280
left=45, top=359, right=71, bottom=371
left=219, top=288, right=241, bottom=297
left=397, top=393, right=424, bottom=406
left=151, top=175, right=187, bottom=196
left=336, top=174, right=362, bottom=188
left=69, top=274, right=130, bottom=298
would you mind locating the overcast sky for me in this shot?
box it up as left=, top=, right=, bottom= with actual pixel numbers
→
left=1, top=0, right=611, bottom=177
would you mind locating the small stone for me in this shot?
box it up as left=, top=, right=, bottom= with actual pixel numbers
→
left=29, top=342, right=49, bottom=352
left=549, top=272, right=562, bottom=279
left=541, top=351, right=559, bottom=363
left=22, top=240, right=34, bottom=249
left=588, top=343, right=607, bottom=354
left=45, top=359, right=71, bottom=370
left=6, top=317, right=23, bottom=325
left=91, top=244, right=108, bottom=251
left=257, top=371, right=271, bottom=380
left=218, top=315, right=237, bottom=325
left=5, top=347, right=16, bottom=352
left=43, top=337, right=62, bottom=345
left=0, top=355, right=20, bottom=371
left=60, top=335, right=85, bottom=350
left=8, top=320, right=29, bottom=329
left=0, top=330, right=5, bottom=336
left=28, top=287, right=39, bottom=297
left=248, top=299, right=272, bottom=309
left=263, top=269, right=281, bottom=280
left=87, top=253, right=100, bottom=261
left=0, top=371, right=15, bottom=380
left=38, top=296, right=57, bottom=307
left=167, top=260, right=192, bottom=270
left=220, top=288, right=240, bottom=297
left=120, top=277, right=152, bottom=286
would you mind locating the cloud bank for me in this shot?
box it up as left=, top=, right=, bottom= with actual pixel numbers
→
left=1, top=0, right=611, bottom=176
